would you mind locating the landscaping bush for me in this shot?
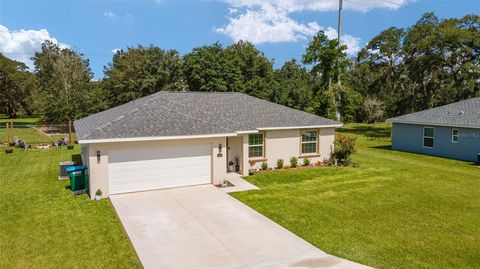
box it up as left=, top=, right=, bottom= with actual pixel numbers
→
left=276, top=159, right=284, bottom=169
left=261, top=161, right=268, bottom=170
left=290, top=156, right=298, bottom=168
left=334, top=134, right=357, bottom=165
left=303, top=157, right=311, bottom=166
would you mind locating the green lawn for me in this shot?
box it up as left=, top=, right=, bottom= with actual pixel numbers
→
left=0, top=146, right=141, bottom=268
left=0, top=117, right=76, bottom=145
left=1, top=122, right=478, bottom=268
left=232, top=123, right=480, bottom=269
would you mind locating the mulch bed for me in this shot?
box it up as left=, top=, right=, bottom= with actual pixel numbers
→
left=250, top=162, right=357, bottom=174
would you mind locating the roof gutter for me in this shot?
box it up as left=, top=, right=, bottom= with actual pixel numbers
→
left=236, top=130, right=259, bottom=134
left=386, top=120, right=480, bottom=129
left=257, top=124, right=343, bottom=131
left=78, top=133, right=238, bottom=144
left=78, top=125, right=344, bottom=144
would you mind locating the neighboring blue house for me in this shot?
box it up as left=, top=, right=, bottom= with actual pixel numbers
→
left=387, top=98, right=480, bottom=163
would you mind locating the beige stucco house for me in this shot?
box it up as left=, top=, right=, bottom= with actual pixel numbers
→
left=74, top=92, right=342, bottom=198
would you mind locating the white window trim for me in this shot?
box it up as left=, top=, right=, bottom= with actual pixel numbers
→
left=248, top=133, right=264, bottom=158
left=451, top=129, right=459, bottom=143
left=301, top=130, right=318, bottom=155
left=423, top=127, right=435, bottom=148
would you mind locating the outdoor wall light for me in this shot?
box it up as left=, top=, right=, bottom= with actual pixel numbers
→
left=218, top=144, right=222, bottom=153
left=96, top=150, right=101, bottom=163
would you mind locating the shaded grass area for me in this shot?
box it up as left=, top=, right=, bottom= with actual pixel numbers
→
left=0, top=116, right=43, bottom=125
left=338, top=122, right=392, bottom=138
left=232, top=123, right=480, bottom=269
left=0, top=146, right=141, bottom=268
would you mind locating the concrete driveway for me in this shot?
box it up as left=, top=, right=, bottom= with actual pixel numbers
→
left=110, top=185, right=370, bottom=269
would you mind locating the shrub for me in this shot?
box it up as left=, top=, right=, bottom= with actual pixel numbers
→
left=248, top=160, right=256, bottom=168
left=276, top=159, right=284, bottom=169
left=334, top=134, right=357, bottom=165
left=361, top=97, right=385, bottom=123
left=290, top=156, right=298, bottom=168
left=303, top=157, right=311, bottom=166
left=261, top=161, right=268, bottom=170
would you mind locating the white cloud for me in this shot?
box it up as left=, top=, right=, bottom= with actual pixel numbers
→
left=216, top=5, right=320, bottom=44
left=104, top=11, right=116, bottom=18
left=215, top=3, right=361, bottom=54
left=112, top=48, right=121, bottom=53
left=217, top=0, right=412, bottom=53
left=323, top=27, right=361, bottom=54
left=223, top=0, right=413, bottom=12
left=0, top=24, right=69, bottom=69
left=228, top=7, right=239, bottom=14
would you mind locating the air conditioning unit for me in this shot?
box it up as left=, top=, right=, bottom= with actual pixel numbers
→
left=59, top=161, right=75, bottom=179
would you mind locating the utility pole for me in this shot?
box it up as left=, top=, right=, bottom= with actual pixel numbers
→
left=335, top=0, right=343, bottom=121
left=338, top=0, right=343, bottom=50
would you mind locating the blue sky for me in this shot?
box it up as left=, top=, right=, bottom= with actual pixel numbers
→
left=0, top=0, right=477, bottom=79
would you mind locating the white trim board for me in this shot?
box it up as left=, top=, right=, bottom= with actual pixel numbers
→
left=257, top=125, right=342, bottom=130
left=79, top=133, right=238, bottom=144
left=236, top=130, right=259, bottom=134
left=387, top=120, right=480, bottom=129
left=78, top=125, right=343, bottom=144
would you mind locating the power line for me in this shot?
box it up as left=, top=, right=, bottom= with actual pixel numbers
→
left=344, top=0, right=426, bottom=13
left=380, top=0, right=425, bottom=12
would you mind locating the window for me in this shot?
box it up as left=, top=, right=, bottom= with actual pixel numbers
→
left=248, top=133, right=264, bottom=158
left=423, top=127, right=434, bottom=148
left=301, top=130, right=318, bottom=154
left=452, top=129, right=459, bottom=143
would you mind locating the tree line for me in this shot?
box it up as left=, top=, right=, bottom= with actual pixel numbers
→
left=1, top=12, right=478, bottom=123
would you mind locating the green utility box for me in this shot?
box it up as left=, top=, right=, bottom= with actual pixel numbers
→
left=66, top=166, right=88, bottom=194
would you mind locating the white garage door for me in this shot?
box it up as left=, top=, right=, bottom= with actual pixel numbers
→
left=108, top=143, right=211, bottom=194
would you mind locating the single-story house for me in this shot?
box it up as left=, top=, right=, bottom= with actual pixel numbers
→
left=387, top=97, right=480, bottom=162
left=74, top=92, right=342, bottom=198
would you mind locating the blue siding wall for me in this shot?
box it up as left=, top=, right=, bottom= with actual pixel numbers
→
left=391, top=123, right=480, bottom=162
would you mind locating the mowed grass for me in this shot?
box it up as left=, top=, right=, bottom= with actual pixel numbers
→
left=0, top=146, right=141, bottom=268
left=231, top=123, right=480, bottom=269
left=0, top=117, right=76, bottom=145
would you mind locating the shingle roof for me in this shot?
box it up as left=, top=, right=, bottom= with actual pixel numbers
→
left=387, top=98, right=480, bottom=129
left=74, top=91, right=342, bottom=141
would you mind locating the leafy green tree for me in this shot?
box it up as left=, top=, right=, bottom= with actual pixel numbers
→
left=302, top=31, right=351, bottom=120
left=103, top=45, right=185, bottom=107
left=183, top=41, right=275, bottom=100
left=302, top=31, right=350, bottom=89
left=312, top=90, right=337, bottom=120
left=403, top=13, right=444, bottom=111
left=349, top=12, right=479, bottom=121
left=225, top=41, right=275, bottom=100
left=404, top=13, right=480, bottom=110
left=80, top=80, right=110, bottom=117
left=183, top=42, right=238, bottom=92
left=0, top=54, right=37, bottom=118
left=337, top=85, right=363, bottom=123
left=352, top=27, right=412, bottom=116
left=33, top=41, right=93, bottom=123
left=272, top=59, right=313, bottom=112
